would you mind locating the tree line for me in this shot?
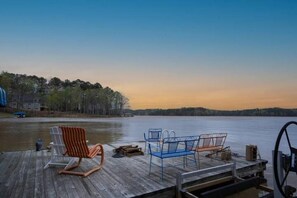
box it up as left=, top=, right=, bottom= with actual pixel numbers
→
left=0, top=71, right=128, bottom=116
left=131, top=107, right=297, bottom=116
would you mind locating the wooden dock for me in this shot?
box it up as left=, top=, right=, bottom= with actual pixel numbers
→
left=0, top=142, right=267, bottom=198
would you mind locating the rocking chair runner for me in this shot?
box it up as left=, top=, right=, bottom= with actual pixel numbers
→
left=59, top=126, right=104, bottom=177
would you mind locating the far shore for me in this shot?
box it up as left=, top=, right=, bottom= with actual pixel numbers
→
left=0, top=116, right=124, bottom=123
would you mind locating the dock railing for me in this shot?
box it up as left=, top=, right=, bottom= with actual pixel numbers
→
left=176, top=162, right=237, bottom=198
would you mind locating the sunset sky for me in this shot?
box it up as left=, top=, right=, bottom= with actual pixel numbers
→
left=1, top=1, right=297, bottom=110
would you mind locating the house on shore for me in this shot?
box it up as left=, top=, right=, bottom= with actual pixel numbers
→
left=9, top=95, right=42, bottom=111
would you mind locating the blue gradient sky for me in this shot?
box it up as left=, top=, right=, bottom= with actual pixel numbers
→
left=1, top=0, right=297, bottom=110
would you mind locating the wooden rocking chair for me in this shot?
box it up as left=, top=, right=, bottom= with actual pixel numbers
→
left=59, top=126, right=104, bottom=177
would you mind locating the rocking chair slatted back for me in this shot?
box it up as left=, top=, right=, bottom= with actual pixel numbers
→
left=60, top=126, right=90, bottom=158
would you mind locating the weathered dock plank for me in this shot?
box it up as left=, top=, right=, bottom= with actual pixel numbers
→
left=3, top=151, right=25, bottom=197
left=12, top=151, right=31, bottom=197
left=0, top=142, right=267, bottom=198
left=34, top=149, right=46, bottom=197
left=22, top=151, right=37, bottom=198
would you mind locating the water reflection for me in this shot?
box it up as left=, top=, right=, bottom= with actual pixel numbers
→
left=0, top=121, right=123, bottom=151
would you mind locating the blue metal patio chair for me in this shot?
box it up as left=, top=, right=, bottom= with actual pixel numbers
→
left=161, top=129, right=176, bottom=139
left=144, top=128, right=162, bottom=153
left=148, top=136, right=198, bottom=180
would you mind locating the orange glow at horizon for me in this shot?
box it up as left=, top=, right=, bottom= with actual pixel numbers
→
left=115, top=77, right=297, bottom=110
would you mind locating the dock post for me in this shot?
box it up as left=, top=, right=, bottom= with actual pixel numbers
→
left=176, top=173, right=182, bottom=198
left=273, top=150, right=284, bottom=198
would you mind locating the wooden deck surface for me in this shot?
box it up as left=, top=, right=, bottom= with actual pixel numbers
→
left=0, top=142, right=267, bottom=198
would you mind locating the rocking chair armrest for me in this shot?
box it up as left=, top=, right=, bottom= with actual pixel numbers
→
left=93, top=143, right=104, bottom=153
left=88, top=144, right=104, bottom=158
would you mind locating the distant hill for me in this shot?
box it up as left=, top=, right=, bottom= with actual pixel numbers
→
left=130, top=107, right=297, bottom=116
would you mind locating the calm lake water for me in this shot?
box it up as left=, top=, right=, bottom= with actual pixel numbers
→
left=1, top=116, right=297, bottom=187
left=1, top=116, right=297, bottom=162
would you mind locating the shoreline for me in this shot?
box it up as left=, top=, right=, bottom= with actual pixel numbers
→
left=0, top=117, right=124, bottom=123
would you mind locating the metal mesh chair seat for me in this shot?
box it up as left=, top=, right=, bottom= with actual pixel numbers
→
left=149, top=136, right=199, bottom=180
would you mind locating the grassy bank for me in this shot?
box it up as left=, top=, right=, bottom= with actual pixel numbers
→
left=0, top=112, right=13, bottom=118
left=0, top=107, right=119, bottom=118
